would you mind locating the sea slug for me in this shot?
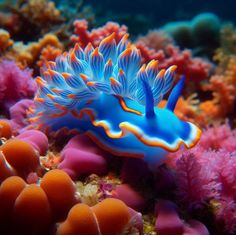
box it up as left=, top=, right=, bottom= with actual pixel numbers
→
left=29, top=33, right=201, bottom=168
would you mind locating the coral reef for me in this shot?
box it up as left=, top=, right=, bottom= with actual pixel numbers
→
left=0, top=3, right=236, bottom=234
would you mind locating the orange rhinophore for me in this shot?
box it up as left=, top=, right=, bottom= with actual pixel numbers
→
left=40, top=169, right=77, bottom=221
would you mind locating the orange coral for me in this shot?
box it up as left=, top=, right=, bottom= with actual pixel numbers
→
left=0, top=139, right=40, bottom=176
left=0, top=119, right=12, bottom=139
left=0, top=176, right=26, bottom=228
left=92, top=198, right=130, bottom=235
left=0, top=153, right=15, bottom=182
left=56, top=203, right=99, bottom=235
left=202, top=54, right=236, bottom=119
left=37, top=45, right=62, bottom=67
left=56, top=198, right=131, bottom=235
left=40, top=169, right=77, bottom=221
left=14, top=184, right=52, bottom=232
left=5, top=33, right=63, bottom=70
left=0, top=29, right=13, bottom=54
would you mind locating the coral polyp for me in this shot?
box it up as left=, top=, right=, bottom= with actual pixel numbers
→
left=29, top=33, right=201, bottom=167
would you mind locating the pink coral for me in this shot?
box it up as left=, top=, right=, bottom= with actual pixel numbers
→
left=9, top=99, right=35, bottom=133
left=0, top=60, right=36, bottom=111
left=154, top=200, right=209, bottom=235
left=70, top=19, right=128, bottom=48
left=175, top=152, right=212, bottom=210
left=58, top=135, right=108, bottom=180
left=16, top=130, right=48, bottom=156
left=167, top=123, right=236, bottom=233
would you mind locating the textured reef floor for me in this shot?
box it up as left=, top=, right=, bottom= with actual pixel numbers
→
left=0, top=1, right=236, bottom=235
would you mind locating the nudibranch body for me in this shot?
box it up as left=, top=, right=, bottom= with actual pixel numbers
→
left=29, top=33, right=201, bottom=168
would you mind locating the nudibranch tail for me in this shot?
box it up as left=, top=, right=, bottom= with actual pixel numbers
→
left=29, top=33, right=201, bottom=167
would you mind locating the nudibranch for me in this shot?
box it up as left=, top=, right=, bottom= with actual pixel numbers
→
left=29, top=33, right=201, bottom=168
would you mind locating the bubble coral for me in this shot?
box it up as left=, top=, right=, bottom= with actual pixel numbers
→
left=0, top=176, right=26, bottom=228
left=71, top=19, right=128, bottom=48
left=13, top=184, right=52, bottom=232
left=40, top=169, right=77, bottom=221
left=57, top=198, right=131, bottom=235
left=0, top=139, right=40, bottom=177
left=0, top=152, right=15, bottom=182
left=0, top=119, right=12, bottom=139
left=0, top=60, right=36, bottom=112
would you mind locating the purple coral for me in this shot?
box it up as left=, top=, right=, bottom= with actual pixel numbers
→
left=0, top=60, right=36, bottom=112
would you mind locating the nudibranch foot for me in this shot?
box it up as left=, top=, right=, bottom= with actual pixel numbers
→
left=29, top=33, right=201, bottom=167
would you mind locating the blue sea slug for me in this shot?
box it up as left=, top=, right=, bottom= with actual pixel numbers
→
left=29, top=33, right=201, bottom=168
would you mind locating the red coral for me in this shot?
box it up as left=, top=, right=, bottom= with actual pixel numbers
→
left=70, top=19, right=128, bottom=48
left=0, top=60, right=36, bottom=112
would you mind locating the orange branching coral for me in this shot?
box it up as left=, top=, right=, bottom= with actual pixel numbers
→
left=203, top=74, right=235, bottom=118
left=37, top=45, right=62, bottom=67
left=0, top=29, right=13, bottom=54
left=204, top=45, right=236, bottom=119
left=5, top=33, right=63, bottom=69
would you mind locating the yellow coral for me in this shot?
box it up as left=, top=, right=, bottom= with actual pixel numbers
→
left=0, top=29, right=13, bottom=54
left=5, top=33, right=63, bottom=69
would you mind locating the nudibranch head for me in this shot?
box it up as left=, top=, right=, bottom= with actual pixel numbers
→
left=29, top=33, right=201, bottom=167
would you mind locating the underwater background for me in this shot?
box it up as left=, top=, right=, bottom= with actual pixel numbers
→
left=0, top=0, right=236, bottom=235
